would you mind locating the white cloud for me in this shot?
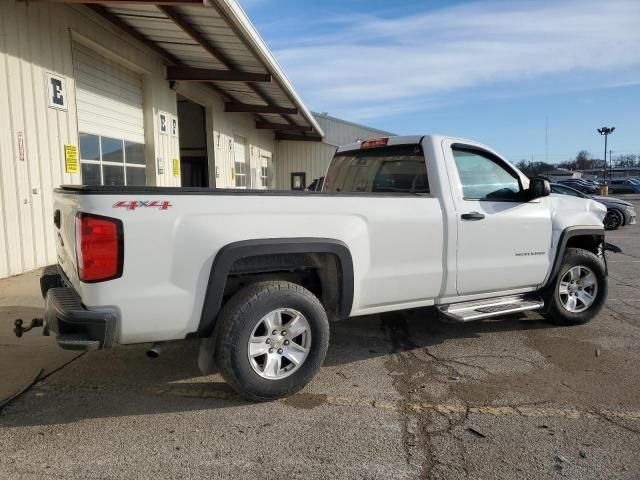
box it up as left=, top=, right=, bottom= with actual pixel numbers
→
left=270, top=0, right=640, bottom=120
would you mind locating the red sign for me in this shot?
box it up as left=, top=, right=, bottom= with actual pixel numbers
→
left=17, top=132, right=25, bottom=161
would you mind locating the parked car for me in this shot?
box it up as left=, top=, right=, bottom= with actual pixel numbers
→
left=582, top=179, right=602, bottom=187
left=606, top=179, right=640, bottom=194
left=550, top=183, right=636, bottom=230
left=36, top=135, right=611, bottom=401
left=558, top=179, right=598, bottom=194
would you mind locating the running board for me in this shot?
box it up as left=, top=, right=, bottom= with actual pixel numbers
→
left=437, top=295, right=544, bottom=323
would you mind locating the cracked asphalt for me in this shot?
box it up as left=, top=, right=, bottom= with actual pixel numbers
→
left=1, top=197, right=639, bottom=479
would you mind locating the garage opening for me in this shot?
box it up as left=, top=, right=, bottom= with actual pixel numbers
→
left=177, top=95, right=209, bottom=187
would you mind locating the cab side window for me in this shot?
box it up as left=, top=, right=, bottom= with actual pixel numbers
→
left=452, top=147, right=522, bottom=201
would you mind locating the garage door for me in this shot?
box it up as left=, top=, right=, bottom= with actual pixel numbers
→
left=73, top=42, right=146, bottom=186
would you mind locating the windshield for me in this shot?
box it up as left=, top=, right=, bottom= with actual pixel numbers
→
left=323, top=145, right=429, bottom=194
left=551, top=184, right=588, bottom=198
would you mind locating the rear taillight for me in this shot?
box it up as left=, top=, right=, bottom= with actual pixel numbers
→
left=75, top=213, right=123, bottom=282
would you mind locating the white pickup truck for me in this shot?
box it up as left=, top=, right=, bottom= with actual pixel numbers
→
left=37, top=135, right=611, bottom=400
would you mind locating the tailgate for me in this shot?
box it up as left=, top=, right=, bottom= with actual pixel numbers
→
left=53, top=191, right=81, bottom=290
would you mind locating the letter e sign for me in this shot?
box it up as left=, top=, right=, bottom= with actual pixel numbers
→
left=46, top=72, right=67, bottom=111
left=159, top=112, right=168, bottom=135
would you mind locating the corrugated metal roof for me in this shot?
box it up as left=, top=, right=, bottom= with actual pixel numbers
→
left=86, top=0, right=323, bottom=139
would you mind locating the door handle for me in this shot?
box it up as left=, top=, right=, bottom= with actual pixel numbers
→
left=461, top=212, right=485, bottom=221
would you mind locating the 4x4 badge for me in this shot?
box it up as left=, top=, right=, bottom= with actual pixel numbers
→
left=113, top=200, right=172, bottom=211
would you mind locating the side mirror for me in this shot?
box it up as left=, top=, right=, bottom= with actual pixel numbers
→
left=529, top=177, right=550, bottom=199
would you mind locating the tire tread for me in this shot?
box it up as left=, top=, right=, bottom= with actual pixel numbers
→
left=544, top=247, right=607, bottom=326
left=214, top=281, right=328, bottom=401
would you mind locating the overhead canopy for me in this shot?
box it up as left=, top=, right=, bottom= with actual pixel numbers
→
left=38, top=0, right=324, bottom=141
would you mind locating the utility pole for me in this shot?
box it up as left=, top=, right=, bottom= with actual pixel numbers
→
left=545, top=117, right=549, bottom=164
left=610, top=149, right=614, bottom=179
left=597, top=127, right=615, bottom=181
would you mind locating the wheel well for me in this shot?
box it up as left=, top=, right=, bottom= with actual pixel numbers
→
left=194, top=239, right=354, bottom=339
left=222, top=253, right=343, bottom=321
left=565, top=234, right=603, bottom=256
left=543, top=229, right=605, bottom=290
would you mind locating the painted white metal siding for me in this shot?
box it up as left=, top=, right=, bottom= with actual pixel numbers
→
left=314, top=113, right=392, bottom=148
left=275, top=142, right=337, bottom=189
left=0, top=1, right=80, bottom=278
left=73, top=42, right=145, bottom=144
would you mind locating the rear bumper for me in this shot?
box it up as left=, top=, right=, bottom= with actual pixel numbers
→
left=41, top=266, right=118, bottom=351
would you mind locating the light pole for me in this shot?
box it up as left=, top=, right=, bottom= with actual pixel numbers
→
left=610, top=149, right=614, bottom=179
left=597, top=126, right=615, bottom=181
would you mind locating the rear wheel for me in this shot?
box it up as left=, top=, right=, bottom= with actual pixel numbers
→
left=214, top=281, right=329, bottom=401
left=544, top=248, right=607, bottom=326
left=604, top=209, right=624, bottom=231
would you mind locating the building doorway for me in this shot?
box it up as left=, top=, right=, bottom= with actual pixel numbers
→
left=177, top=95, right=209, bottom=187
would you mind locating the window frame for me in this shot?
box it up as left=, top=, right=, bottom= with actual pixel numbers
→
left=234, top=160, right=247, bottom=188
left=451, top=144, right=525, bottom=203
left=79, top=133, right=146, bottom=186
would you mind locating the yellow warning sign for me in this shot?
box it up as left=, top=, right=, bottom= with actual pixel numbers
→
left=64, top=144, right=78, bottom=174
left=173, top=158, right=180, bottom=177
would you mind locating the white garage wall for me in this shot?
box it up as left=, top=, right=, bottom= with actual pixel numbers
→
left=275, top=141, right=337, bottom=189
left=0, top=1, right=275, bottom=279
left=0, top=1, right=80, bottom=278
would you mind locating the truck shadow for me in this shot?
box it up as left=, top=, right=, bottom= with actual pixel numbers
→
left=0, top=308, right=553, bottom=428
left=324, top=307, right=552, bottom=366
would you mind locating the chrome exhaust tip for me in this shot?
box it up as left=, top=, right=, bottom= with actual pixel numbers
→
left=146, top=343, right=164, bottom=358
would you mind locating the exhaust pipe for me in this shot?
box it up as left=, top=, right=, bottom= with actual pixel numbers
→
left=147, top=342, right=165, bottom=359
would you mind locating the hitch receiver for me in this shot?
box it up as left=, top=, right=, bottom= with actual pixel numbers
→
left=13, top=318, right=44, bottom=338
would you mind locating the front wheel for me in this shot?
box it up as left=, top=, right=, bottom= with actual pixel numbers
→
left=543, top=248, right=608, bottom=326
left=214, top=281, right=329, bottom=401
left=604, top=209, right=624, bottom=231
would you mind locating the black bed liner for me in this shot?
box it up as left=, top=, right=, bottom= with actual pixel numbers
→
left=54, top=185, right=426, bottom=197
left=56, top=185, right=317, bottom=196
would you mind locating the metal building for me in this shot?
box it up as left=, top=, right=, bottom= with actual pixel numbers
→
left=0, top=0, right=325, bottom=279
left=276, top=112, right=395, bottom=189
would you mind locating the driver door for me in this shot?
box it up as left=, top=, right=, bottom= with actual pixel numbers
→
left=444, top=141, right=552, bottom=296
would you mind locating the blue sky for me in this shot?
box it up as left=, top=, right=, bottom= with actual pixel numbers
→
left=240, top=0, right=640, bottom=164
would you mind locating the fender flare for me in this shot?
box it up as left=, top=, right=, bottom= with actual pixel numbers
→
left=193, top=238, right=354, bottom=338
left=542, top=227, right=605, bottom=288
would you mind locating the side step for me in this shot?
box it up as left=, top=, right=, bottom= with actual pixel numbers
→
left=56, top=334, right=101, bottom=351
left=438, top=294, right=544, bottom=323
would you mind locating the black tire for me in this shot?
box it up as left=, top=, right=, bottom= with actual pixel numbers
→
left=604, top=209, right=624, bottom=231
left=544, top=248, right=607, bottom=326
left=214, top=281, right=329, bottom=401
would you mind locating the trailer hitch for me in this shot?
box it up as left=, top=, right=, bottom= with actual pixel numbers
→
left=13, top=318, right=44, bottom=338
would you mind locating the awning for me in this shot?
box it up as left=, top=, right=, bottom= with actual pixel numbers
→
left=35, top=0, right=324, bottom=141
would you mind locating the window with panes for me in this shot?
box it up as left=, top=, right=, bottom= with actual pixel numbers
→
left=79, top=133, right=146, bottom=186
